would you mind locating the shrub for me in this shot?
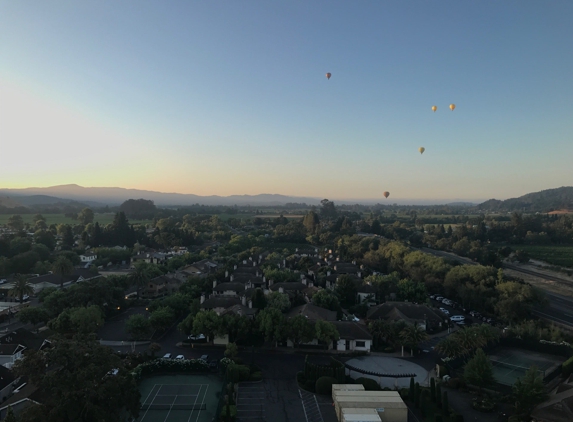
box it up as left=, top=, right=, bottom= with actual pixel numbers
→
left=219, top=404, right=237, bottom=422
left=399, top=388, right=409, bottom=400
left=226, top=364, right=251, bottom=383
left=447, top=378, right=465, bottom=389
left=355, top=377, right=381, bottom=391
left=250, top=372, right=262, bottom=382
left=315, top=376, right=338, bottom=395
left=384, top=346, right=395, bottom=353
left=563, top=355, right=573, bottom=376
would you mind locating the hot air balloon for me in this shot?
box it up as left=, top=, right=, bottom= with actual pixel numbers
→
left=419, top=147, right=425, bottom=154
left=326, top=73, right=331, bottom=80
left=383, top=191, right=390, bottom=199
left=431, top=105, right=437, bottom=112
left=450, top=104, right=456, bottom=111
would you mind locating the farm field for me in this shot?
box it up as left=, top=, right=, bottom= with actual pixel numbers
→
left=215, top=213, right=304, bottom=221
left=0, top=213, right=152, bottom=226
left=515, top=245, right=573, bottom=268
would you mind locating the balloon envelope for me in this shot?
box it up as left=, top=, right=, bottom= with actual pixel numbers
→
left=326, top=73, right=331, bottom=80
left=450, top=104, right=456, bottom=111
left=431, top=105, right=437, bottom=112
left=383, top=191, right=390, bottom=199
left=419, top=147, right=425, bottom=154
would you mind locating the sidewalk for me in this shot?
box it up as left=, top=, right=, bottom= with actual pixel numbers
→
left=99, top=340, right=150, bottom=346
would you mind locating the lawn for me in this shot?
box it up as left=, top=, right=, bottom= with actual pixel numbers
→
left=0, top=213, right=152, bottom=226
left=514, top=245, right=573, bottom=268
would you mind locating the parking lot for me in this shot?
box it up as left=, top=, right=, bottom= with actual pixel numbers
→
left=428, top=295, right=496, bottom=327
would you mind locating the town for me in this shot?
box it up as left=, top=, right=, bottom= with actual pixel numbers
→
left=0, top=191, right=572, bottom=422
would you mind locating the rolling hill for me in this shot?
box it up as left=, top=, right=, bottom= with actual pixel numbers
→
left=477, top=187, right=573, bottom=212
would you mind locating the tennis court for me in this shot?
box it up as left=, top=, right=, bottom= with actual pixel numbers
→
left=488, top=348, right=563, bottom=386
left=138, top=374, right=222, bottom=422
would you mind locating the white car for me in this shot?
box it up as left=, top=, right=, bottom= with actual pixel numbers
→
left=450, top=315, right=465, bottom=322
left=439, top=307, right=450, bottom=315
left=163, top=353, right=172, bottom=359
left=175, top=355, right=185, bottom=360
left=188, top=334, right=206, bottom=341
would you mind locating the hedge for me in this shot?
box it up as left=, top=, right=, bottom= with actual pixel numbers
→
left=315, top=376, right=339, bottom=395
left=304, top=355, right=345, bottom=385
left=355, top=377, right=381, bottom=391
left=219, top=404, right=237, bottom=422
left=131, top=358, right=209, bottom=380
left=226, top=364, right=251, bottom=383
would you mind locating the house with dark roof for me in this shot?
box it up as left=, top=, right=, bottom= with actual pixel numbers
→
left=0, top=365, right=17, bottom=402
left=287, top=303, right=337, bottom=321
left=0, top=328, right=51, bottom=352
left=179, top=259, right=219, bottom=278
left=79, top=252, right=97, bottom=263
left=0, top=379, right=41, bottom=420
left=367, top=302, right=445, bottom=331
left=331, top=321, right=373, bottom=352
left=357, top=283, right=377, bottom=304
left=531, top=373, right=573, bottom=422
left=15, top=269, right=101, bottom=293
left=0, top=344, right=25, bottom=369
left=142, top=274, right=182, bottom=299
left=199, top=295, right=242, bottom=315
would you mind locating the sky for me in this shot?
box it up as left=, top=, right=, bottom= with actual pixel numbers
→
left=1, top=1, right=572, bottom=204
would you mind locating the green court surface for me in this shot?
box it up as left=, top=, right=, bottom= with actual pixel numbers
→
left=138, top=374, right=222, bottom=422
left=488, top=348, right=563, bottom=386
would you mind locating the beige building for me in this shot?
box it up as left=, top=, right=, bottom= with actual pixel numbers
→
left=332, top=386, right=407, bottom=422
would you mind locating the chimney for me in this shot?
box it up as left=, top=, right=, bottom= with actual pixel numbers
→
left=296, top=248, right=299, bottom=252
left=243, top=260, right=247, bottom=265
left=309, top=281, right=314, bottom=288
left=200, top=294, right=205, bottom=304
left=327, top=271, right=331, bottom=276
left=269, top=279, right=273, bottom=286
left=256, top=270, right=260, bottom=277
left=263, top=276, right=266, bottom=284
left=248, top=300, right=252, bottom=309
left=283, top=259, right=286, bottom=267
left=234, top=265, right=237, bottom=270
left=279, top=287, right=284, bottom=293
left=242, top=296, right=246, bottom=306
left=253, top=262, right=256, bottom=267
left=329, top=249, right=332, bottom=254
left=336, top=257, right=340, bottom=262
left=225, top=270, right=229, bottom=278
left=213, top=280, right=217, bottom=288
left=249, top=256, right=253, bottom=261
left=230, top=275, right=234, bottom=282
left=300, top=274, right=304, bottom=280
left=358, top=271, right=362, bottom=278
left=302, top=278, right=307, bottom=286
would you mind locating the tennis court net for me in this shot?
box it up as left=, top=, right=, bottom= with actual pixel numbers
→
left=490, top=359, right=544, bottom=377
left=141, top=403, right=207, bottom=411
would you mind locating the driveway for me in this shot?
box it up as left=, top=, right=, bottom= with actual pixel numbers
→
left=98, top=306, right=149, bottom=341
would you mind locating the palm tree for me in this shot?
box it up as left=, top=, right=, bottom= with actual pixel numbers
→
left=434, top=336, right=464, bottom=359
left=129, top=262, right=150, bottom=299
left=9, top=274, right=34, bottom=303
left=399, top=325, right=429, bottom=357
left=52, top=256, right=74, bottom=289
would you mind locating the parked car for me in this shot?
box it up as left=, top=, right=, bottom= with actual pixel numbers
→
left=200, top=355, right=209, bottom=362
left=163, top=353, right=172, bottom=359
left=435, top=296, right=444, bottom=301
left=429, top=295, right=437, bottom=299
left=175, top=355, right=185, bottom=360
left=209, top=360, right=218, bottom=370
left=0, top=279, right=6, bottom=285
left=188, top=334, right=206, bottom=341
left=450, top=315, right=465, bottom=322
left=439, top=308, right=450, bottom=315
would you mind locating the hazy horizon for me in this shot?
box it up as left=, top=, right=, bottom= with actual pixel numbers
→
left=1, top=1, right=572, bottom=201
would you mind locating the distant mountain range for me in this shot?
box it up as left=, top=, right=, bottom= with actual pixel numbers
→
left=477, top=186, right=573, bottom=212
left=0, top=184, right=322, bottom=207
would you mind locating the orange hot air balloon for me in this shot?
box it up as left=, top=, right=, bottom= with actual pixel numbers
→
left=383, top=191, right=390, bottom=199
left=326, top=73, right=331, bottom=80
left=419, top=147, right=425, bottom=154
left=450, top=103, right=456, bottom=111
left=431, top=105, right=437, bottom=112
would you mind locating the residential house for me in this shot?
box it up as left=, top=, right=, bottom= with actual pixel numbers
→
left=79, top=253, right=97, bottom=263
left=287, top=303, right=337, bottom=321
left=531, top=373, right=573, bottom=422
left=142, top=274, right=182, bottom=299
left=0, top=328, right=51, bottom=353
left=357, top=283, right=377, bottom=304
left=199, top=295, right=242, bottom=315
left=0, top=365, right=17, bottom=402
left=366, top=302, right=445, bottom=332
left=331, top=321, right=373, bottom=352
left=19, top=269, right=101, bottom=294
left=179, top=259, right=218, bottom=278
left=0, top=380, right=41, bottom=420
left=0, top=344, right=25, bottom=369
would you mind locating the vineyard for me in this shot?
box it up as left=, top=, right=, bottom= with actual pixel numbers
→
left=516, top=245, right=573, bottom=268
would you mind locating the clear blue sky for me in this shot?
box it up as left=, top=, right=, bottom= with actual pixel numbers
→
left=1, top=0, right=572, bottom=203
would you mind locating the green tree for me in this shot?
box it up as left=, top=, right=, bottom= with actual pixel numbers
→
left=251, top=288, right=267, bottom=310
left=266, top=292, right=291, bottom=312
left=192, top=310, right=222, bottom=342
left=149, top=342, right=161, bottom=357
left=128, top=262, right=151, bottom=299
left=224, top=342, right=238, bottom=359
left=397, top=279, right=427, bottom=303
left=286, top=315, right=315, bottom=346
left=13, top=335, right=140, bottom=422
left=149, top=306, right=176, bottom=332
left=314, top=320, right=339, bottom=345
left=52, top=256, right=74, bottom=289
left=334, top=275, right=358, bottom=307
left=9, top=274, right=34, bottom=303
left=302, top=211, right=320, bottom=234
left=125, top=314, right=151, bottom=340
left=463, top=348, right=495, bottom=393
left=512, top=365, right=547, bottom=417
left=77, top=208, right=95, bottom=225
left=399, top=325, right=428, bottom=357
left=311, top=289, right=341, bottom=311
left=256, top=308, right=286, bottom=345
left=34, top=230, right=56, bottom=251
left=18, top=306, right=50, bottom=331
left=4, top=406, right=17, bottom=422
left=7, top=215, right=24, bottom=231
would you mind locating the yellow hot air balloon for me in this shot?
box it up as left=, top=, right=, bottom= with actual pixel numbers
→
left=326, top=73, right=331, bottom=80
left=450, top=103, right=456, bottom=111
left=431, top=105, right=437, bottom=112
left=419, top=147, right=425, bottom=154
left=383, top=191, right=390, bottom=199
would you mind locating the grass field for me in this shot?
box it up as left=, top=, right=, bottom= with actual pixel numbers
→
left=0, top=213, right=152, bottom=226
left=215, top=213, right=304, bottom=221
left=515, top=245, right=573, bottom=268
